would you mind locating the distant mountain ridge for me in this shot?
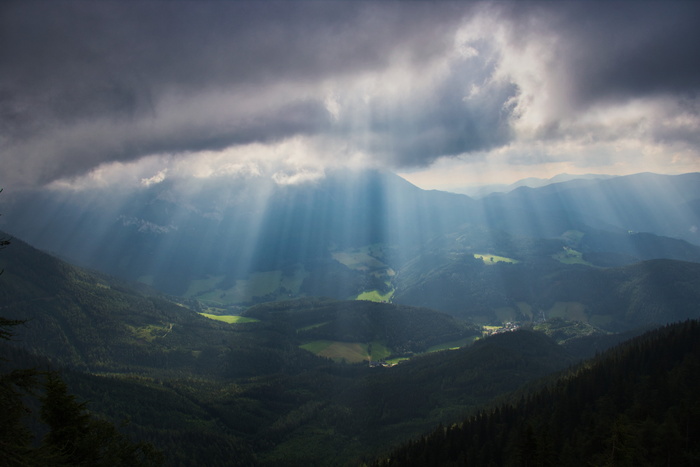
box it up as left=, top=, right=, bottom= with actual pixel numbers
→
left=3, top=188, right=700, bottom=465
left=461, top=172, right=617, bottom=197
left=1, top=170, right=699, bottom=308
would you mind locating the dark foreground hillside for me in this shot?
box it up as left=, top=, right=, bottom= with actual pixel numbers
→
left=0, top=234, right=573, bottom=466
left=372, top=320, right=700, bottom=467
left=4, top=230, right=700, bottom=465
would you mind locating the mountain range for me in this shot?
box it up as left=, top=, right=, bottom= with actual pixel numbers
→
left=2, top=170, right=699, bottom=318
left=2, top=170, right=700, bottom=465
left=458, top=172, right=618, bottom=198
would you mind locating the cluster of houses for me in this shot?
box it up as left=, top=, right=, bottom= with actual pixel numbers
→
left=368, top=360, right=398, bottom=368
left=483, top=321, right=522, bottom=336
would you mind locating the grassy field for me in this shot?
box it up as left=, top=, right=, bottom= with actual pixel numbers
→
left=198, top=313, right=259, bottom=324
left=482, top=325, right=501, bottom=336
left=332, top=246, right=398, bottom=303
left=552, top=247, right=593, bottom=266
left=474, top=253, right=519, bottom=265
left=300, top=340, right=391, bottom=363
left=356, top=288, right=394, bottom=302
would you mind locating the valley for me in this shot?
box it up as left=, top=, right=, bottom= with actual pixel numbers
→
left=3, top=3, right=700, bottom=465
left=2, top=171, right=700, bottom=466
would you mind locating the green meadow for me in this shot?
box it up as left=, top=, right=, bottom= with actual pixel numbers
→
left=482, top=325, right=501, bottom=336
left=356, top=288, right=394, bottom=302
left=199, top=313, right=259, bottom=324
left=552, top=247, right=592, bottom=266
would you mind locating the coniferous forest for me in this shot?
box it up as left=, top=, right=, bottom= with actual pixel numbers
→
left=371, top=320, right=700, bottom=467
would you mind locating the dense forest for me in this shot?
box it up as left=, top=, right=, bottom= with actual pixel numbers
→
left=371, top=320, right=700, bottom=467
left=1, top=318, right=164, bottom=467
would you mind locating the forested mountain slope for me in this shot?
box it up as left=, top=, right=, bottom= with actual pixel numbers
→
left=372, top=320, right=700, bottom=467
left=1, top=233, right=573, bottom=465
left=3, top=171, right=700, bottom=302
left=393, top=249, right=700, bottom=330
left=0, top=231, right=249, bottom=375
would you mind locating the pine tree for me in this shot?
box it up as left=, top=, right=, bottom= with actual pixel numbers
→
left=40, top=372, right=163, bottom=466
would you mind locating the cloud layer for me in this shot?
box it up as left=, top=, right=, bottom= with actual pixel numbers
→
left=1, top=1, right=699, bottom=190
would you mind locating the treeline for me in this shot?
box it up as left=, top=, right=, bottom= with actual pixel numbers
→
left=371, top=320, right=700, bottom=467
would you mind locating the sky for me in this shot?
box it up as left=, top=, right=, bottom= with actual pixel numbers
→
left=2, top=1, right=700, bottom=194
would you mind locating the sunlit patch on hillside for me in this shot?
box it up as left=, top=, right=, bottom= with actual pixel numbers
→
left=198, top=313, right=259, bottom=324
left=481, top=325, right=502, bottom=336
left=473, top=253, right=519, bottom=265
left=356, top=289, right=394, bottom=303
left=332, top=245, right=397, bottom=302
left=553, top=247, right=592, bottom=266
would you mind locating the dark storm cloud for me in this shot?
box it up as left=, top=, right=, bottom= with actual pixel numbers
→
left=498, top=1, right=700, bottom=109
left=0, top=1, right=464, bottom=120
left=569, top=3, right=700, bottom=105
left=362, top=58, right=517, bottom=165
left=1, top=1, right=699, bottom=189
left=0, top=1, right=472, bottom=187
